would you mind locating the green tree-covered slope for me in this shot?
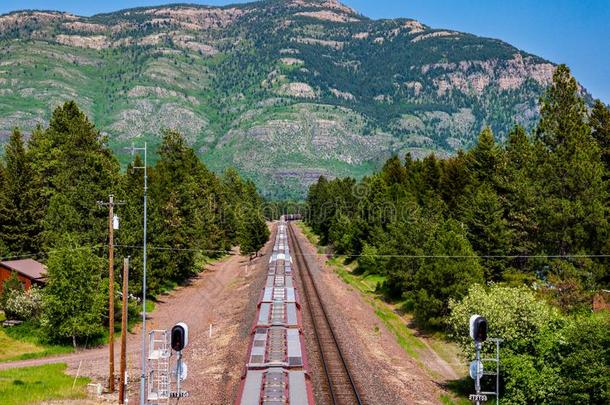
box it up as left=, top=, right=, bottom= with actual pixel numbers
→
left=0, top=0, right=583, bottom=198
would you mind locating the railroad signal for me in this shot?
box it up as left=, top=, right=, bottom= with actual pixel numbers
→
left=171, top=322, right=189, bottom=352
left=469, top=315, right=488, bottom=343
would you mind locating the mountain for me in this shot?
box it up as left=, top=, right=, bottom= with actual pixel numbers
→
left=0, top=0, right=569, bottom=198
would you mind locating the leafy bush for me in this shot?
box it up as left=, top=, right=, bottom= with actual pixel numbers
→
left=449, top=285, right=610, bottom=404
left=550, top=313, right=610, bottom=404
left=41, top=243, right=106, bottom=346
left=4, top=286, right=43, bottom=321
left=448, top=284, right=562, bottom=357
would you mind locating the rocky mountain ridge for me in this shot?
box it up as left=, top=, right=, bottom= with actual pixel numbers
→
left=0, top=0, right=576, bottom=198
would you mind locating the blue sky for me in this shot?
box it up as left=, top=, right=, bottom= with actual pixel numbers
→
left=1, top=0, right=608, bottom=103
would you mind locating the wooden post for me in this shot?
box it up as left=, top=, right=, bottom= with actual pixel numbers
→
left=98, top=194, right=124, bottom=392
left=108, top=195, right=115, bottom=393
left=119, top=257, right=129, bottom=404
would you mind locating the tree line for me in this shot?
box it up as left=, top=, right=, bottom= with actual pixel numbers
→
left=305, top=65, right=609, bottom=403
left=0, top=101, right=269, bottom=345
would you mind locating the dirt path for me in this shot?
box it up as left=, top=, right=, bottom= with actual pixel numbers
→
left=291, top=224, right=452, bottom=405
left=1, top=224, right=276, bottom=404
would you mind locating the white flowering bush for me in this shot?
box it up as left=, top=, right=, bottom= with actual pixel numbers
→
left=4, top=286, right=43, bottom=321
left=447, top=284, right=563, bottom=357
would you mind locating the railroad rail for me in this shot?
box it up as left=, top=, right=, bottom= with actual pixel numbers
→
left=287, top=222, right=363, bottom=405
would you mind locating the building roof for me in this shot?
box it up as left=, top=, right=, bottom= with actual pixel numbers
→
left=0, top=259, right=47, bottom=282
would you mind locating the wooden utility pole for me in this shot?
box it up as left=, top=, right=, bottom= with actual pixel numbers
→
left=98, top=194, right=124, bottom=393
left=119, top=257, right=129, bottom=404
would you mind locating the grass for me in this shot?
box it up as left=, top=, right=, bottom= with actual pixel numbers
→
left=145, top=299, right=156, bottom=313
left=328, top=257, right=426, bottom=358
left=440, top=392, right=471, bottom=405
left=0, top=322, right=73, bottom=363
left=0, top=363, right=89, bottom=405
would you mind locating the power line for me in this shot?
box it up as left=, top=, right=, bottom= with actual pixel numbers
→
left=2, top=245, right=607, bottom=262
left=0, top=244, right=105, bottom=261
left=112, top=244, right=234, bottom=254
left=299, top=253, right=610, bottom=259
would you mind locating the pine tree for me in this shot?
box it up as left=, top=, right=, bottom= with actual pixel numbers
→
left=590, top=99, right=610, bottom=173
left=381, top=155, right=407, bottom=185
left=410, top=219, right=483, bottom=328
left=440, top=150, right=472, bottom=213
left=29, top=102, right=120, bottom=248
left=504, top=126, right=538, bottom=269
left=117, top=154, right=146, bottom=295
left=468, top=127, right=501, bottom=186
left=537, top=65, right=588, bottom=151
left=1, top=128, right=42, bottom=254
left=420, top=154, right=442, bottom=193
left=222, top=168, right=246, bottom=245
left=0, top=162, right=10, bottom=256
left=150, top=130, right=197, bottom=284
left=535, top=65, right=607, bottom=256
left=458, top=183, right=513, bottom=280
left=306, top=176, right=332, bottom=241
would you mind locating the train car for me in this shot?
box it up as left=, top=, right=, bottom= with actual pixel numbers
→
left=235, top=368, right=315, bottom=405
left=246, top=326, right=307, bottom=368
left=257, top=300, right=300, bottom=327
left=260, top=286, right=297, bottom=304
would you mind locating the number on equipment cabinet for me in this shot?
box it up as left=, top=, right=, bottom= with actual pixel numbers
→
left=171, top=322, right=189, bottom=352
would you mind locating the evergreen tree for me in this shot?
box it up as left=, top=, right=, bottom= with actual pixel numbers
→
left=28, top=101, right=120, bottom=248
left=221, top=167, right=246, bottom=245
left=118, top=155, right=146, bottom=295
left=420, top=154, right=442, bottom=194
left=535, top=65, right=607, bottom=256
left=306, top=176, right=332, bottom=242
left=503, top=126, right=538, bottom=270
left=409, top=219, right=483, bottom=328
left=0, top=162, right=10, bottom=256
left=589, top=99, right=610, bottom=173
left=537, top=65, right=588, bottom=151
left=150, top=130, right=199, bottom=284
left=1, top=128, right=42, bottom=254
left=468, top=127, right=502, bottom=186
left=458, top=183, right=513, bottom=280
left=440, top=150, right=472, bottom=213
left=381, top=155, right=407, bottom=186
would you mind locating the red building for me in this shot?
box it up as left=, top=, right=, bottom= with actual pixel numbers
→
left=0, top=259, right=47, bottom=292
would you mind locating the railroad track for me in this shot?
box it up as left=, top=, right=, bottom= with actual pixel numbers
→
left=287, top=222, right=363, bottom=405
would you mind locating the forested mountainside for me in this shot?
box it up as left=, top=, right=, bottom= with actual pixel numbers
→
left=0, top=0, right=582, bottom=198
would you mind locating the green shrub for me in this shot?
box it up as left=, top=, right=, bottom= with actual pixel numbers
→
left=448, top=284, right=562, bottom=357
left=551, top=313, right=610, bottom=404
left=449, top=285, right=610, bottom=404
